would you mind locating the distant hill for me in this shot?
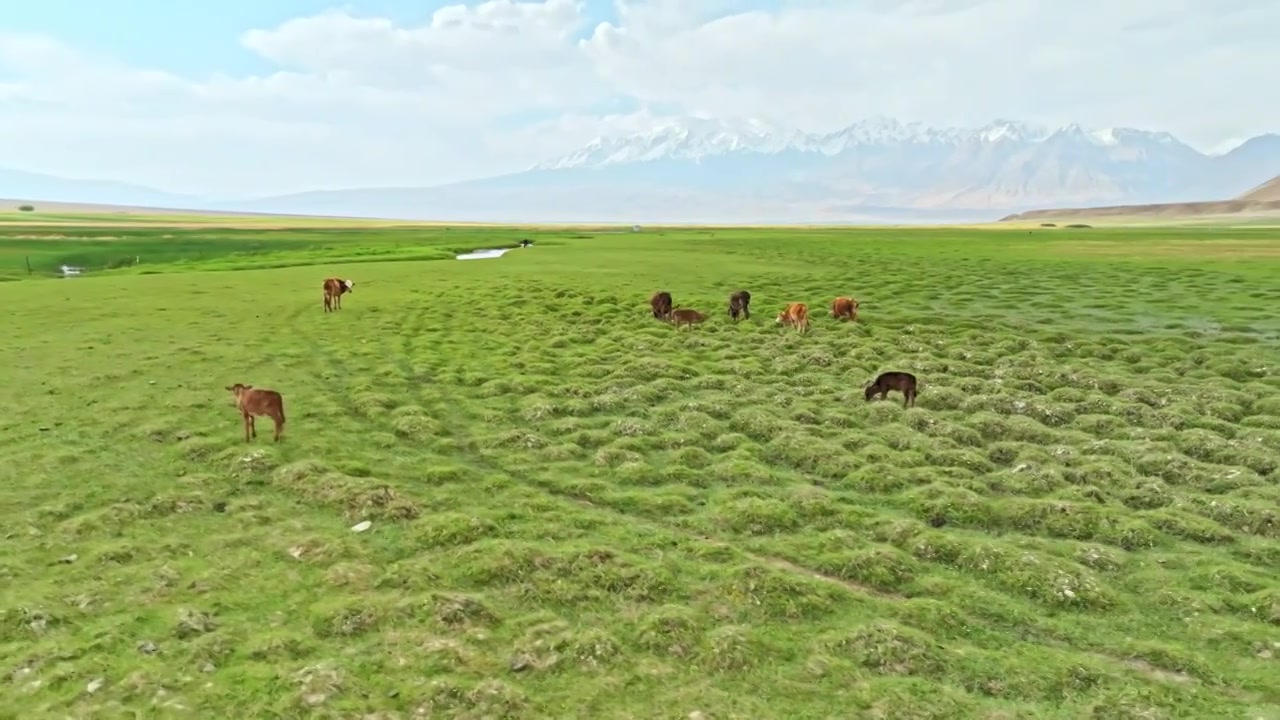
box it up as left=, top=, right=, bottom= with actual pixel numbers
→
left=4, top=115, right=1279, bottom=223
left=998, top=199, right=1280, bottom=223
left=231, top=117, right=1280, bottom=223
left=1238, top=175, right=1280, bottom=202
left=0, top=167, right=208, bottom=210
left=1, top=197, right=276, bottom=217
left=0, top=198, right=386, bottom=227
left=999, top=172, right=1280, bottom=223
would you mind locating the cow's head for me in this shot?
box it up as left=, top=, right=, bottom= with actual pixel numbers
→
left=226, top=383, right=253, bottom=401
left=342, top=280, right=354, bottom=292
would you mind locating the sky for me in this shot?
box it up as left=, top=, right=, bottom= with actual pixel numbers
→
left=0, top=0, right=1276, bottom=199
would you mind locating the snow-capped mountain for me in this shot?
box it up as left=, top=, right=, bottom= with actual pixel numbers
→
left=528, top=116, right=1186, bottom=171
left=236, top=115, right=1280, bottom=223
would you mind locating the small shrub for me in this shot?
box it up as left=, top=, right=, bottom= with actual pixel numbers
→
left=633, top=605, right=702, bottom=656
left=1142, top=510, right=1237, bottom=545
left=822, top=621, right=943, bottom=676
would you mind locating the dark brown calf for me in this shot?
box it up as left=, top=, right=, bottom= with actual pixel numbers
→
left=831, top=296, right=859, bottom=322
left=323, top=277, right=355, bottom=312
left=225, top=383, right=286, bottom=442
left=669, top=308, right=706, bottom=330
left=728, top=290, right=752, bottom=322
left=650, top=290, right=674, bottom=320
left=864, top=371, right=918, bottom=408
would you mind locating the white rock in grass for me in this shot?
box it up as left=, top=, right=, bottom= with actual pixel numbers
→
left=351, top=520, right=372, bottom=533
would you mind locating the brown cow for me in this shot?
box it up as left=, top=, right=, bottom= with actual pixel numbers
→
left=225, top=383, right=286, bottom=442
left=775, top=302, right=810, bottom=333
left=650, top=290, right=674, bottom=320
left=728, top=290, right=752, bottom=322
left=669, top=308, right=706, bottom=330
left=864, top=371, right=918, bottom=408
left=323, top=278, right=355, bottom=312
left=831, top=296, right=859, bottom=322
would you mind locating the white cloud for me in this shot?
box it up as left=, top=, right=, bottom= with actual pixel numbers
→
left=580, top=0, right=1280, bottom=144
left=0, top=0, right=1277, bottom=198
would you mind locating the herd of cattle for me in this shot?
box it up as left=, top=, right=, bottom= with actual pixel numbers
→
left=649, top=289, right=860, bottom=333
left=223, top=277, right=919, bottom=444
left=650, top=288, right=919, bottom=406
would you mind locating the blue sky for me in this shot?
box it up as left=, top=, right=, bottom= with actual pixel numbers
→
left=2, top=0, right=620, bottom=75
left=0, top=0, right=1276, bottom=198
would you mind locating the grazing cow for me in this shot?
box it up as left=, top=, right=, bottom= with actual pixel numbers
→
left=669, top=308, right=707, bottom=330
left=831, top=296, right=859, bottom=322
left=728, top=290, right=752, bottom=322
left=225, top=383, right=286, bottom=442
left=650, top=290, right=674, bottom=321
left=323, top=278, right=355, bottom=312
left=864, top=371, right=919, bottom=408
left=775, top=302, right=810, bottom=333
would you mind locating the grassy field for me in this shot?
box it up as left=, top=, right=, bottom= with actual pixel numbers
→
left=2, top=222, right=1279, bottom=719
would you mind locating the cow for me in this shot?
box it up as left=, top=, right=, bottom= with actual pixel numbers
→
left=225, top=383, right=286, bottom=442
left=728, top=290, right=752, bottom=322
left=323, top=278, right=355, bottom=312
left=864, top=371, right=919, bottom=408
left=831, top=296, right=859, bottom=322
left=650, top=290, right=674, bottom=321
left=775, top=302, right=810, bottom=333
left=669, top=308, right=707, bottom=330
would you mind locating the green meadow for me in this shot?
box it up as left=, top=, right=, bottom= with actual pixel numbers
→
left=1, top=222, right=1278, bottom=719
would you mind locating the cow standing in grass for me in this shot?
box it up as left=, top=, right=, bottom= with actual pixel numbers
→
left=864, top=372, right=919, bottom=408
left=669, top=308, right=707, bottom=330
left=831, top=296, right=859, bottom=322
left=323, top=278, right=354, bottom=312
left=225, top=383, right=286, bottom=442
left=775, top=302, right=810, bottom=333
left=728, top=290, right=752, bottom=322
left=650, top=291, right=674, bottom=321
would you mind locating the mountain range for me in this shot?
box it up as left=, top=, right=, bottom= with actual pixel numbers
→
left=4, top=116, right=1279, bottom=223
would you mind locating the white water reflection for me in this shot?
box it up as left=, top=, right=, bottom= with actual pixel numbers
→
left=456, top=248, right=512, bottom=261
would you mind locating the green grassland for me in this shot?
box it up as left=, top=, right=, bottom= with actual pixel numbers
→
left=2, top=222, right=1279, bottom=719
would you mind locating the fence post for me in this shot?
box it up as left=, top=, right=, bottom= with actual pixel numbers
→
left=25, top=257, right=32, bottom=275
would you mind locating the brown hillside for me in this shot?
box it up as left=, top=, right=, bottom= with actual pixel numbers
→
left=1000, top=198, right=1280, bottom=222
left=1237, top=175, right=1280, bottom=202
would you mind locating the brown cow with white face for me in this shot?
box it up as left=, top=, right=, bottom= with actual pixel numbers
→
left=323, top=278, right=354, bottom=312
left=775, top=302, right=810, bottom=333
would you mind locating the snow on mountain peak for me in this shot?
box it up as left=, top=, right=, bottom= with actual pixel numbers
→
left=1090, top=128, right=1119, bottom=146
left=976, top=118, right=1052, bottom=143
left=528, top=116, right=1192, bottom=171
